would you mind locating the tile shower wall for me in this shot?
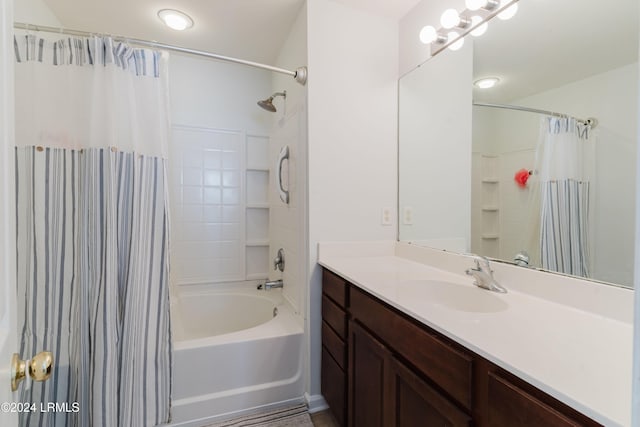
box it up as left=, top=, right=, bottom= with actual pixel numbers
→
left=169, top=54, right=272, bottom=285
left=171, top=127, right=242, bottom=283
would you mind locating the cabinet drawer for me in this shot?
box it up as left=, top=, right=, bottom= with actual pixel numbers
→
left=322, top=294, right=347, bottom=339
left=323, top=269, right=348, bottom=308
left=350, top=286, right=473, bottom=410
left=322, top=346, right=346, bottom=427
left=322, top=321, right=347, bottom=370
left=487, top=372, right=599, bottom=427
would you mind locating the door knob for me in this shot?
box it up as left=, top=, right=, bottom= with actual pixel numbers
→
left=11, top=351, right=53, bottom=392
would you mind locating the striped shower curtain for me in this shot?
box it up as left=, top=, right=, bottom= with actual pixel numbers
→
left=537, top=117, right=594, bottom=277
left=14, top=34, right=172, bottom=427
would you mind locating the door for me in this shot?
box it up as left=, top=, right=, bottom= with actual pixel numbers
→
left=0, top=0, right=19, bottom=424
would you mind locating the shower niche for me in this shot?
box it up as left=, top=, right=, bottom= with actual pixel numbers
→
left=246, top=135, right=271, bottom=280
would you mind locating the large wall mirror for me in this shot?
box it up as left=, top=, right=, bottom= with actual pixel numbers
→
left=399, top=0, right=639, bottom=288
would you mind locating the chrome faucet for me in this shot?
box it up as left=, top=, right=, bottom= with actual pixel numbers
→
left=257, top=279, right=283, bottom=290
left=465, top=255, right=507, bottom=293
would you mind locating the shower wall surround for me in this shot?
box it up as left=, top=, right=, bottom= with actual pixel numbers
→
left=269, top=2, right=308, bottom=315
left=169, top=55, right=273, bottom=285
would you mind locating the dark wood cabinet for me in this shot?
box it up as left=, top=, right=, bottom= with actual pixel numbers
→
left=321, top=267, right=602, bottom=427
left=388, top=356, right=472, bottom=427
left=321, top=269, right=349, bottom=426
left=349, top=321, right=389, bottom=427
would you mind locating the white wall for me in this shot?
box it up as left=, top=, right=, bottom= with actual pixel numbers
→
left=306, top=0, right=398, bottom=398
left=168, top=55, right=273, bottom=286
left=14, top=0, right=60, bottom=26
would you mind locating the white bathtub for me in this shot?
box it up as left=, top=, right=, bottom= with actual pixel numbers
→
left=169, top=283, right=305, bottom=426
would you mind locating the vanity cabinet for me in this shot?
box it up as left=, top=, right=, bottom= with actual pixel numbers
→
left=321, top=268, right=602, bottom=427
left=350, top=320, right=471, bottom=427
left=321, top=269, right=349, bottom=426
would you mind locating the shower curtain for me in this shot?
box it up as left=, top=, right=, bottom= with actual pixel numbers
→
left=14, top=33, right=172, bottom=427
left=535, top=116, right=594, bottom=277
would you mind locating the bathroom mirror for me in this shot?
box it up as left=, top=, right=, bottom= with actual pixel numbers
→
left=399, top=0, right=639, bottom=288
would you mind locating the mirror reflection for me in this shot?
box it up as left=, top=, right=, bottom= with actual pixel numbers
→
left=399, top=0, right=638, bottom=287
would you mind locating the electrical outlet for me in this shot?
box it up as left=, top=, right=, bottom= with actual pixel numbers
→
left=403, top=206, right=413, bottom=225
left=381, top=207, right=392, bottom=226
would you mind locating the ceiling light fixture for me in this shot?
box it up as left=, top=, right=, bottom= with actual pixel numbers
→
left=157, top=9, right=194, bottom=31
left=474, top=77, right=500, bottom=89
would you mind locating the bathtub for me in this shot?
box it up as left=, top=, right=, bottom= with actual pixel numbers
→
left=169, top=283, right=305, bottom=426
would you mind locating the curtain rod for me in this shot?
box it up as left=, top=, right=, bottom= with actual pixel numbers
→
left=473, top=102, right=597, bottom=128
left=13, top=22, right=308, bottom=86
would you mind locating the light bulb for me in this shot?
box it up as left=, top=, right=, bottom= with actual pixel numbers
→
left=441, top=9, right=461, bottom=29
left=470, top=16, right=488, bottom=37
left=474, top=77, right=500, bottom=89
left=419, top=26, right=438, bottom=44
left=158, top=9, right=194, bottom=31
left=465, top=0, right=486, bottom=11
left=447, top=31, right=464, bottom=51
left=497, top=0, right=518, bottom=20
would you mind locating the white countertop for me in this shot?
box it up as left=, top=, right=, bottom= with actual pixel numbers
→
left=318, top=241, right=633, bottom=427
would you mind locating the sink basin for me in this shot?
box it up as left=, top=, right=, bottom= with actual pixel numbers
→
left=397, top=280, right=509, bottom=313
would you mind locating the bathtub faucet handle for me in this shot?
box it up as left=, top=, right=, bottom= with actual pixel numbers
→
left=274, top=248, right=285, bottom=272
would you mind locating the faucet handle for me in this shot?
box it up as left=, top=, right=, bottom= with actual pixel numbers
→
left=274, top=248, right=285, bottom=272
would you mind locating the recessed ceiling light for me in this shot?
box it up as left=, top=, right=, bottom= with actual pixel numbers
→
left=158, top=9, right=194, bottom=31
left=474, top=77, right=500, bottom=89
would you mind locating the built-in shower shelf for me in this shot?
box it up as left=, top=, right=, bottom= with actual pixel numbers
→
left=482, top=206, right=499, bottom=212
left=481, top=178, right=499, bottom=183
left=246, top=240, right=269, bottom=247
left=481, top=234, right=499, bottom=240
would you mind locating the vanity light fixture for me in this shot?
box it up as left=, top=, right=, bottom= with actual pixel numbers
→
left=419, top=0, right=519, bottom=56
left=447, top=31, right=465, bottom=51
left=157, top=9, right=194, bottom=31
left=419, top=26, right=439, bottom=44
left=474, top=77, right=500, bottom=89
left=497, top=0, right=518, bottom=20
left=440, top=9, right=470, bottom=30
left=469, top=16, right=488, bottom=37
left=465, top=0, right=500, bottom=11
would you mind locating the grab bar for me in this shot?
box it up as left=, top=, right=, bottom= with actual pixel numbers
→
left=277, top=145, right=290, bottom=204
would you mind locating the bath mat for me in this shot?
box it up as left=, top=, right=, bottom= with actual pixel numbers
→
left=206, top=403, right=314, bottom=427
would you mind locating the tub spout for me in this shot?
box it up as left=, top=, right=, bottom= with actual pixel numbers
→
left=258, top=279, right=283, bottom=290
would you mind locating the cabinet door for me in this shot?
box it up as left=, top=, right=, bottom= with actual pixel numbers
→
left=349, top=321, right=390, bottom=427
left=387, top=356, right=472, bottom=427
left=487, top=372, right=597, bottom=427
left=322, top=346, right=346, bottom=426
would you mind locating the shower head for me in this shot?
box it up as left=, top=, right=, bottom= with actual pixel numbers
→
left=257, top=91, right=286, bottom=112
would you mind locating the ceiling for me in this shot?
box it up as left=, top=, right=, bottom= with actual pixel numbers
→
left=472, top=0, right=639, bottom=103
left=43, top=0, right=306, bottom=64
left=43, top=0, right=422, bottom=65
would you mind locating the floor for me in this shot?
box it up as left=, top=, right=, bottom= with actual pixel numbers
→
left=310, top=410, right=340, bottom=427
